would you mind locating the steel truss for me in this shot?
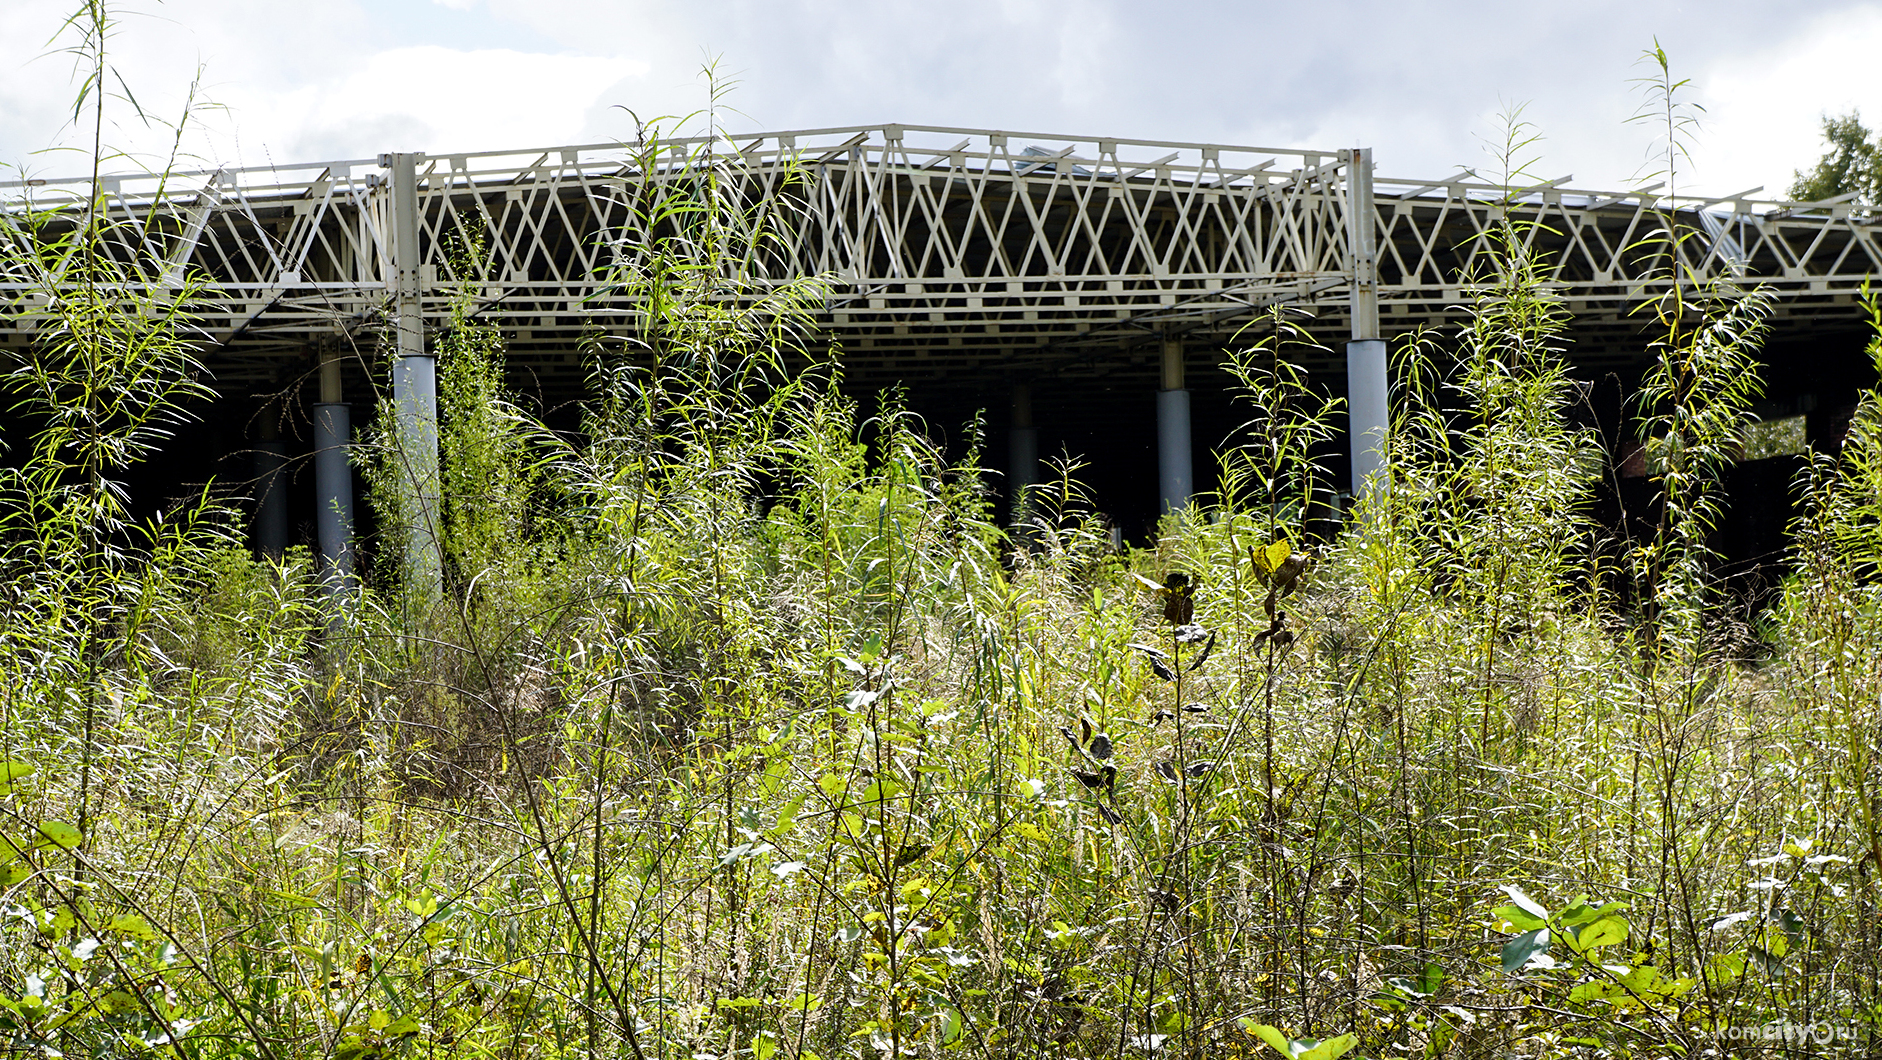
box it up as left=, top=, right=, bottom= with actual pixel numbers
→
left=5, top=123, right=1880, bottom=391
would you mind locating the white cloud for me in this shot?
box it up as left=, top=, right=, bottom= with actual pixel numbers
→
left=1698, top=7, right=1882, bottom=199
left=1, top=0, right=1877, bottom=199
left=249, top=46, right=647, bottom=161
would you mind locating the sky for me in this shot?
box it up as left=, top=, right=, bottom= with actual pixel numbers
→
left=2, top=0, right=1880, bottom=200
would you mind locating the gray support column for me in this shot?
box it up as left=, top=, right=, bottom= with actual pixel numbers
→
left=1157, top=337, right=1193, bottom=512
left=1009, top=382, right=1037, bottom=518
left=1345, top=146, right=1388, bottom=497
left=253, top=411, right=287, bottom=557
left=386, top=151, right=441, bottom=594
left=313, top=351, right=354, bottom=593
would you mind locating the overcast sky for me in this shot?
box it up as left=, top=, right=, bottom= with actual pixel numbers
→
left=3, top=0, right=1879, bottom=199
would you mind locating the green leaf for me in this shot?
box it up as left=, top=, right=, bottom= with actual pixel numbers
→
left=106, top=913, right=154, bottom=940
left=859, top=778, right=903, bottom=805
left=771, top=791, right=807, bottom=837
left=719, top=842, right=772, bottom=868
left=1575, top=916, right=1628, bottom=951
left=1499, top=884, right=1549, bottom=924
left=1748, top=945, right=1786, bottom=975
left=1558, top=897, right=1630, bottom=927
left=1705, top=951, right=1746, bottom=987
left=34, top=821, right=80, bottom=851
left=717, top=996, right=764, bottom=1009
left=1777, top=908, right=1807, bottom=945
left=1568, top=980, right=1614, bottom=1004
left=1247, top=1023, right=1294, bottom=1054
left=1492, top=903, right=1546, bottom=932
left=1244, top=1024, right=1357, bottom=1060
left=782, top=992, right=822, bottom=1012
left=1501, top=927, right=1551, bottom=974
left=0, top=760, right=33, bottom=796
left=1617, top=965, right=1656, bottom=994
left=1302, top=1036, right=1358, bottom=1060
left=1417, top=959, right=1444, bottom=996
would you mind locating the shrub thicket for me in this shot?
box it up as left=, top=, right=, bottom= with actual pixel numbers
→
left=2, top=20, right=1879, bottom=1060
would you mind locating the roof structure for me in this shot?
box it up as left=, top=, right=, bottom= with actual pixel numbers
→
left=5, top=123, right=1876, bottom=396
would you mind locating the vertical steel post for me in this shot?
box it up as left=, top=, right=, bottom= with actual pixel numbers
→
left=313, top=350, right=354, bottom=594
left=386, top=151, right=441, bottom=595
left=1345, top=146, right=1388, bottom=497
left=1009, top=382, right=1037, bottom=519
left=1157, top=336, right=1193, bottom=512
left=253, top=410, right=287, bottom=557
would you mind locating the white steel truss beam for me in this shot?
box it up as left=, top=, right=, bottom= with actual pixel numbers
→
left=5, top=124, right=1881, bottom=388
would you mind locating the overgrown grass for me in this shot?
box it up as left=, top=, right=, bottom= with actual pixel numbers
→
left=3, top=18, right=1881, bottom=1060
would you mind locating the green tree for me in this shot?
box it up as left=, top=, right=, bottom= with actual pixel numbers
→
left=1789, top=110, right=1881, bottom=204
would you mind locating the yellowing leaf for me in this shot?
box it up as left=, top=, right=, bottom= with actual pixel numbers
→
left=1255, top=540, right=1292, bottom=574
left=1128, top=572, right=1166, bottom=593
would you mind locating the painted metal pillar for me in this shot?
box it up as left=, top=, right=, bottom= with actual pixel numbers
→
left=1009, top=382, right=1037, bottom=518
left=313, top=350, right=354, bottom=593
left=252, top=410, right=287, bottom=557
left=386, top=151, right=441, bottom=595
left=1345, top=146, right=1388, bottom=497
left=1157, top=337, right=1193, bottom=512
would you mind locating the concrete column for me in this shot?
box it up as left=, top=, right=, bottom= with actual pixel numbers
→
left=386, top=151, right=441, bottom=594
left=313, top=350, right=354, bottom=593
left=1157, top=337, right=1193, bottom=512
left=1345, top=339, right=1388, bottom=495
left=1009, top=382, right=1037, bottom=518
left=252, top=410, right=287, bottom=558
left=1345, top=146, right=1388, bottom=497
